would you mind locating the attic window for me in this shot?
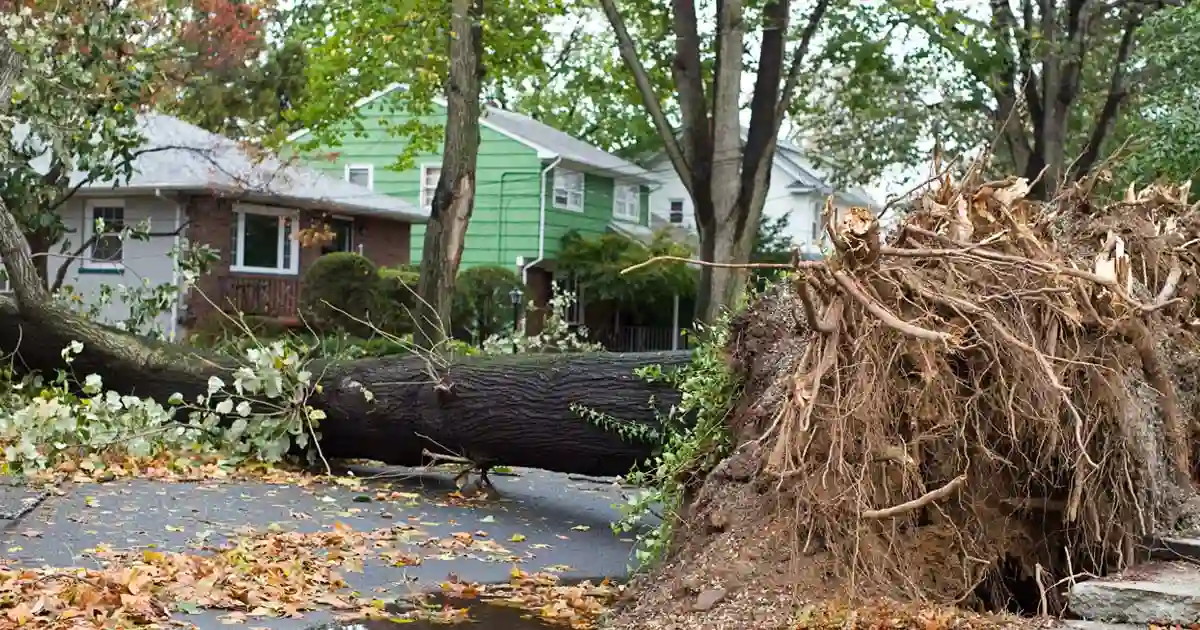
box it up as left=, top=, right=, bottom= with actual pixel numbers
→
left=553, top=168, right=584, bottom=212
left=345, top=164, right=373, bottom=190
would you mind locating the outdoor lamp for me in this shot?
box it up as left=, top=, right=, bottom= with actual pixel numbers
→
left=508, top=287, right=524, bottom=353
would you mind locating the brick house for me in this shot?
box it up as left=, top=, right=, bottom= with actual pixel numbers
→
left=43, top=113, right=426, bottom=338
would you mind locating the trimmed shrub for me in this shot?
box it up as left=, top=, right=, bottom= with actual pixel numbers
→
left=378, top=266, right=420, bottom=334
left=452, top=265, right=522, bottom=343
left=300, top=252, right=383, bottom=336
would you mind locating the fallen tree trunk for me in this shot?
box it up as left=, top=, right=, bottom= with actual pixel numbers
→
left=0, top=297, right=688, bottom=476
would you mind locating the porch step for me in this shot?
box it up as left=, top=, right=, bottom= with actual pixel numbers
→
left=1068, top=560, right=1200, bottom=625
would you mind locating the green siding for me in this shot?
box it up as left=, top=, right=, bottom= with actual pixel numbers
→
left=295, top=97, right=653, bottom=271
left=298, top=100, right=543, bottom=270
left=541, top=169, right=652, bottom=260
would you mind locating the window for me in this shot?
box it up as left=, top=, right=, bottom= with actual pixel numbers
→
left=345, top=164, right=373, bottom=190
left=811, top=221, right=820, bottom=242
left=320, top=217, right=354, bottom=256
left=553, top=168, right=584, bottom=211
left=613, top=183, right=640, bottom=222
left=420, top=165, right=442, bottom=211
left=668, top=199, right=685, bottom=224
left=84, top=200, right=125, bottom=269
left=230, top=204, right=300, bottom=275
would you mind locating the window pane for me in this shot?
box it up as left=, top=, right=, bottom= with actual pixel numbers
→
left=91, top=206, right=124, bottom=262
left=242, top=213, right=280, bottom=268
left=347, top=168, right=371, bottom=188
left=282, top=219, right=293, bottom=269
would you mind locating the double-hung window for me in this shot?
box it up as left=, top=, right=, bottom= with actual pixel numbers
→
left=84, top=200, right=125, bottom=271
left=668, top=199, right=685, bottom=224
left=420, top=165, right=442, bottom=211
left=230, top=204, right=300, bottom=275
left=553, top=168, right=584, bottom=211
left=613, top=183, right=639, bottom=222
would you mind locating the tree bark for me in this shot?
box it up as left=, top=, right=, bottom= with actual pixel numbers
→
left=602, top=0, right=831, bottom=326
left=413, top=0, right=484, bottom=350
left=0, top=294, right=689, bottom=476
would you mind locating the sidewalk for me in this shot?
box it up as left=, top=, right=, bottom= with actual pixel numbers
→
left=0, top=466, right=642, bottom=629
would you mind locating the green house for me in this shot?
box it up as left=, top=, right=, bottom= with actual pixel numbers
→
left=285, top=84, right=659, bottom=331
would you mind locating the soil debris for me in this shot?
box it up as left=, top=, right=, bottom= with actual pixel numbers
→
left=615, top=175, right=1200, bottom=628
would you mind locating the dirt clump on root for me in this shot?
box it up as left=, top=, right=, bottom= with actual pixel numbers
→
left=612, top=178, right=1200, bottom=629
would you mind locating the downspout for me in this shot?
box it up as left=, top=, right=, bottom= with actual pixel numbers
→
left=155, top=188, right=183, bottom=341
left=497, top=172, right=521, bottom=263
left=523, top=157, right=562, bottom=285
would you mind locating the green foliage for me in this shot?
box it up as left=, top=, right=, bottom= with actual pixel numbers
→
left=481, top=283, right=603, bottom=354
left=1, top=2, right=168, bottom=251
left=0, top=338, right=350, bottom=473
left=452, top=265, right=522, bottom=344
left=287, top=0, right=565, bottom=170
left=557, top=230, right=696, bottom=310
left=163, top=4, right=311, bottom=143
left=1113, top=3, right=1200, bottom=187
left=750, top=213, right=794, bottom=289
left=609, top=317, right=739, bottom=567
left=377, top=266, right=421, bottom=334
left=300, top=253, right=384, bottom=336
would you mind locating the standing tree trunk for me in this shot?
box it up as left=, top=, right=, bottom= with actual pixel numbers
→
left=413, top=0, right=485, bottom=350
left=600, top=0, right=831, bottom=325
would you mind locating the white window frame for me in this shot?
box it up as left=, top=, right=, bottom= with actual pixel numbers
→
left=419, top=163, right=442, bottom=212
left=552, top=168, right=584, bottom=212
left=82, top=198, right=127, bottom=271
left=231, top=203, right=301, bottom=276
left=612, top=182, right=640, bottom=222
left=344, top=164, right=374, bottom=190
left=668, top=199, right=686, bottom=224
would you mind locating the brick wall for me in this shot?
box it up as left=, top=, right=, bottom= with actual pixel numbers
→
left=182, top=196, right=414, bottom=331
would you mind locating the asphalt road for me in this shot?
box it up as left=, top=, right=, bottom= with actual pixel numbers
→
left=0, top=467, right=651, bottom=629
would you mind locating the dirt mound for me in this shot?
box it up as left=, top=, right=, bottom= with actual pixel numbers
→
left=614, top=177, right=1200, bottom=628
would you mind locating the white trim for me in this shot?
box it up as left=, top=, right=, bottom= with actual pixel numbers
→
left=419, top=163, right=442, bottom=213
left=612, top=182, right=640, bottom=223
left=230, top=203, right=301, bottom=275
left=82, top=198, right=127, bottom=271
left=552, top=167, right=584, bottom=212
left=344, top=163, right=374, bottom=190
left=286, top=83, right=559, bottom=159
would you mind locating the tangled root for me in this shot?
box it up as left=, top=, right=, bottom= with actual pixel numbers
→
left=732, top=176, right=1200, bottom=613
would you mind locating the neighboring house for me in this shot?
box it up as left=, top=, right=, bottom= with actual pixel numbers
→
left=644, top=131, right=878, bottom=257
left=285, top=84, right=660, bottom=333
left=15, top=113, right=425, bottom=338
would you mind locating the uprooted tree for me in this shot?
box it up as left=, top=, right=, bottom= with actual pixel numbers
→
left=613, top=175, right=1200, bottom=624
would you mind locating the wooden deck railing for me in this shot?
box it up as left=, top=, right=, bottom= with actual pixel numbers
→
left=216, top=274, right=300, bottom=317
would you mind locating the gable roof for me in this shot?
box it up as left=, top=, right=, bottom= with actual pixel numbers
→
left=286, top=84, right=656, bottom=185
left=79, top=114, right=428, bottom=221
left=640, top=127, right=879, bottom=209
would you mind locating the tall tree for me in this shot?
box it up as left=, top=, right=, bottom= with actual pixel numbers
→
left=291, top=0, right=562, bottom=346
left=160, top=0, right=310, bottom=143
left=599, top=0, right=832, bottom=324
left=412, top=0, right=484, bottom=349
left=794, top=0, right=1189, bottom=196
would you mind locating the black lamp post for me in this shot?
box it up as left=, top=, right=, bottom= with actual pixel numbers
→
left=508, top=286, right=524, bottom=353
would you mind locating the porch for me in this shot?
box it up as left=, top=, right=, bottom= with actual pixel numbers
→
left=213, top=274, right=301, bottom=321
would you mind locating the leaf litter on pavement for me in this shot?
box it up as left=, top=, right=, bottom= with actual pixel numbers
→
left=1, top=517, right=621, bottom=629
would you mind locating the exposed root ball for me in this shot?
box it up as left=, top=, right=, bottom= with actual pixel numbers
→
left=717, top=179, right=1200, bottom=614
